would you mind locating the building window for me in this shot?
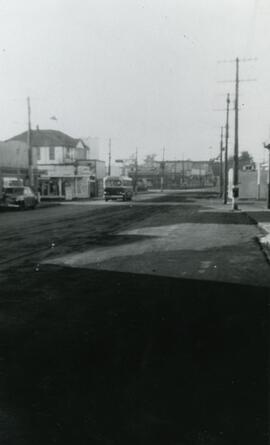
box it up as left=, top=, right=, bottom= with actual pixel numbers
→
left=65, top=147, right=74, bottom=161
left=49, top=146, right=55, bottom=160
left=36, top=147, right=41, bottom=161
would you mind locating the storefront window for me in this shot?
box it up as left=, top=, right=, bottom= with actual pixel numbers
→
left=40, top=179, right=59, bottom=196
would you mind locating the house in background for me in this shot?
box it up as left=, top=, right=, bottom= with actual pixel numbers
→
left=6, top=128, right=105, bottom=200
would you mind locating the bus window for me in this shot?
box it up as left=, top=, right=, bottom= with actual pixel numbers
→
left=105, top=179, right=122, bottom=187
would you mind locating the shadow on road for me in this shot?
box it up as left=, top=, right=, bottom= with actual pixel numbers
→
left=0, top=266, right=268, bottom=445
left=127, top=208, right=256, bottom=229
left=142, top=192, right=220, bottom=203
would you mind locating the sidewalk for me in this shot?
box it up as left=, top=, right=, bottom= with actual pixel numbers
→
left=205, top=198, right=270, bottom=254
left=38, top=201, right=61, bottom=209
left=239, top=201, right=270, bottom=252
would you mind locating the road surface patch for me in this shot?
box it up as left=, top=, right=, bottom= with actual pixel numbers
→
left=43, top=223, right=259, bottom=282
left=198, top=261, right=211, bottom=274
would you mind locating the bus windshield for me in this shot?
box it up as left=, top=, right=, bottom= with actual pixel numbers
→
left=105, top=179, right=122, bottom=187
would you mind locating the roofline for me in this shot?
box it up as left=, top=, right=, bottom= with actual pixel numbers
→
left=5, top=129, right=87, bottom=147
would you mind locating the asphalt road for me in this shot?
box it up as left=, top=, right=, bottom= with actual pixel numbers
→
left=0, top=191, right=268, bottom=444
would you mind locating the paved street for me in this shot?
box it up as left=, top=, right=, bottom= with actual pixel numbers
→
left=0, top=191, right=268, bottom=444
left=1, top=190, right=270, bottom=286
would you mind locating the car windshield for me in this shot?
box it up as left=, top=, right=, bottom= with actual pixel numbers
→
left=24, top=187, right=34, bottom=196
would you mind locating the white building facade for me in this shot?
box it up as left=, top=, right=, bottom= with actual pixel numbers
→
left=6, top=129, right=105, bottom=200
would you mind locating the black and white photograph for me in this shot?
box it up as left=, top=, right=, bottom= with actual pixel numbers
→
left=0, top=1, right=268, bottom=443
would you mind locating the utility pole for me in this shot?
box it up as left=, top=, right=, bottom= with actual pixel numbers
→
left=224, top=93, right=230, bottom=204
left=263, top=143, right=270, bottom=209
left=108, top=138, right=111, bottom=176
left=217, top=57, right=256, bottom=208
left=27, top=97, right=34, bottom=187
left=182, top=153, right=185, bottom=188
left=220, top=126, right=224, bottom=197
left=232, top=57, right=239, bottom=210
left=134, top=147, right=138, bottom=194
left=267, top=148, right=270, bottom=209
left=160, top=146, right=165, bottom=192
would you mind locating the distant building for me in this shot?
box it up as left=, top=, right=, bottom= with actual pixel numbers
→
left=81, top=137, right=100, bottom=160
left=0, top=140, right=38, bottom=186
left=127, top=159, right=215, bottom=189
left=110, top=164, right=124, bottom=177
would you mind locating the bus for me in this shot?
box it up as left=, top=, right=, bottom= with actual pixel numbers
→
left=103, top=176, right=133, bottom=202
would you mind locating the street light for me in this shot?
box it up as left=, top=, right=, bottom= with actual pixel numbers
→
left=263, top=142, right=270, bottom=209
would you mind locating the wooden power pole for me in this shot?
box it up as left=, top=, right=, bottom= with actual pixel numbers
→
left=232, top=57, right=239, bottom=210
left=224, top=93, right=230, bottom=204
left=108, top=138, right=111, bottom=176
left=160, top=147, right=165, bottom=192
left=220, top=126, right=224, bottom=197
left=134, top=147, right=138, bottom=194
left=27, top=97, right=33, bottom=187
left=217, top=57, right=256, bottom=208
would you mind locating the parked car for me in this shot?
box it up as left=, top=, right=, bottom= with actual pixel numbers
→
left=2, top=186, right=38, bottom=209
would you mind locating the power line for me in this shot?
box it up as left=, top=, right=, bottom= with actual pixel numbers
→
left=217, top=57, right=258, bottom=64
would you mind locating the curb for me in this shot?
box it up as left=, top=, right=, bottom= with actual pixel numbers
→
left=242, top=211, right=270, bottom=263
left=37, top=203, right=61, bottom=209
left=257, top=223, right=270, bottom=259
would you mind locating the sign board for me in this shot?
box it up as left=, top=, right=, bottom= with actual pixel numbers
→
left=77, top=166, right=90, bottom=175
left=65, top=186, right=73, bottom=201
left=3, top=177, right=23, bottom=187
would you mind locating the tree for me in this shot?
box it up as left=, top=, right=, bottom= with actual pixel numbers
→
left=209, top=157, right=221, bottom=177
left=228, top=150, right=254, bottom=170
left=239, top=150, right=254, bottom=166
left=143, top=154, right=157, bottom=166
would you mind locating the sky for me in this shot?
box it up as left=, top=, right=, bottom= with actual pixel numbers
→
left=0, top=0, right=270, bottom=164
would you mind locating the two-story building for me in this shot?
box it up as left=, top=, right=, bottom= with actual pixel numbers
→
left=6, top=128, right=105, bottom=200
